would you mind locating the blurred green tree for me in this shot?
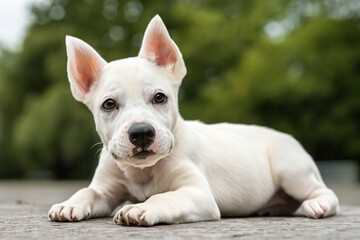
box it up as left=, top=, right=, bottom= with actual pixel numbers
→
left=202, top=17, right=360, bottom=160
left=0, top=0, right=359, bottom=179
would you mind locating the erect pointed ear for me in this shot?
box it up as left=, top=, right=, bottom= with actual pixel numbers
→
left=65, top=36, right=107, bottom=103
left=138, top=15, right=186, bottom=83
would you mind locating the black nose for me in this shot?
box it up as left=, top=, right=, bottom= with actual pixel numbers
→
left=128, top=122, right=156, bottom=149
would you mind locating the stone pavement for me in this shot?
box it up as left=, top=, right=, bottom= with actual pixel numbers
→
left=0, top=181, right=359, bottom=240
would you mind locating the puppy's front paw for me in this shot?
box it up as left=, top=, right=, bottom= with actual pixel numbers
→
left=48, top=203, right=91, bottom=222
left=301, top=199, right=330, bottom=219
left=113, top=204, right=158, bottom=226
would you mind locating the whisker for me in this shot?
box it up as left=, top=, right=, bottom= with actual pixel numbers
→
left=91, top=142, right=103, bottom=150
left=95, top=148, right=103, bottom=158
left=90, top=142, right=104, bottom=158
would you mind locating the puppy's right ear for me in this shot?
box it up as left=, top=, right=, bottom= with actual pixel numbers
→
left=65, top=36, right=107, bottom=103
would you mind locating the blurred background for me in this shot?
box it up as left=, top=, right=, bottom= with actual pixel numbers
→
left=0, top=0, right=359, bottom=181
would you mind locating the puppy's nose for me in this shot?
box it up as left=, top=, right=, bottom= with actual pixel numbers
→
left=128, top=122, right=156, bottom=149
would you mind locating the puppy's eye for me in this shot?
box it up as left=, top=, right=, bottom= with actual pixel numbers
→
left=153, top=92, right=167, bottom=104
left=101, top=98, right=118, bottom=111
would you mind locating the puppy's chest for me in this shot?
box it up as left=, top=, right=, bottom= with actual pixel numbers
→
left=124, top=173, right=159, bottom=202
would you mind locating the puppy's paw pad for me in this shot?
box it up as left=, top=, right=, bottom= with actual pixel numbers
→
left=113, top=205, right=157, bottom=226
left=48, top=203, right=90, bottom=222
left=301, top=199, right=329, bottom=219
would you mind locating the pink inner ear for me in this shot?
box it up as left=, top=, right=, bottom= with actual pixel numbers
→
left=155, top=41, right=176, bottom=67
left=71, top=48, right=102, bottom=94
left=148, top=33, right=177, bottom=69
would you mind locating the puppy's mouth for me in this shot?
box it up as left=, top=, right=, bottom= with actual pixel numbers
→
left=132, top=150, right=155, bottom=159
left=110, top=149, right=155, bottom=161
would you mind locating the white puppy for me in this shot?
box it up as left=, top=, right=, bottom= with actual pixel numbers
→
left=48, top=15, right=339, bottom=226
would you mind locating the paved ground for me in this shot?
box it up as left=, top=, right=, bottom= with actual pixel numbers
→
left=0, top=181, right=359, bottom=239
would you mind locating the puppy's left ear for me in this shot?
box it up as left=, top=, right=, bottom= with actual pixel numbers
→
left=138, top=15, right=186, bottom=83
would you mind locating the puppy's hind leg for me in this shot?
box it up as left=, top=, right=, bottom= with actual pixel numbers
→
left=268, top=133, right=339, bottom=219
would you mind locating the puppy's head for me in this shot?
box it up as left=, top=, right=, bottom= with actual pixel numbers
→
left=65, top=15, right=186, bottom=168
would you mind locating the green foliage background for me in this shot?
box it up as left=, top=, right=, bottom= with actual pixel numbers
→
left=0, top=0, right=359, bottom=179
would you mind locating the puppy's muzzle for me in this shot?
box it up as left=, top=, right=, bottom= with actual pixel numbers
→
left=128, top=122, right=156, bottom=159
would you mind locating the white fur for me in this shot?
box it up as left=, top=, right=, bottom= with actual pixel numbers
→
left=49, top=15, right=339, bottom=226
